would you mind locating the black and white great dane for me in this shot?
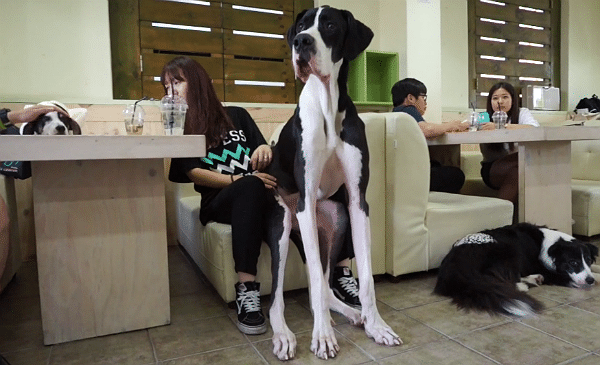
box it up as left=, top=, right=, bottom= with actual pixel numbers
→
left=265, top=6, right=401, bottom=360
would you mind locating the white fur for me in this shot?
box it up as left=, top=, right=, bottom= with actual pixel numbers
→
left=539, top=228, right=575, bottom=271
left=569, top=253, right=595, bottom=288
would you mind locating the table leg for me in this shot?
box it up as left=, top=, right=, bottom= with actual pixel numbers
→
left=518, top=141, right=572, bottom=234
left=32, top=159, right=170, bottom=345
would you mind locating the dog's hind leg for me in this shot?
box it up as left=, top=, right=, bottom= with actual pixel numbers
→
left=336, top=142, right=402, bottom=346
left=266, top=195, right=296, bottom=360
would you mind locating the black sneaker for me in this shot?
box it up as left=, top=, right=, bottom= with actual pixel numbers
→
left=332, top=266, right=362, bottom=310
left=235, top=281, right=267, bottom=335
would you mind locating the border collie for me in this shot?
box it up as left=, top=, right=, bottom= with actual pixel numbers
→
left=434, top=222, right=598, bottom=317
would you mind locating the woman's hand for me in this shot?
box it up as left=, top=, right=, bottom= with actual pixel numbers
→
left=8, top=105, right=68, bottom=124
left=251, top=144, right=273, bottom=171
left=478, top=122, right=496, bottom=131
left=252, top=172, right=277, bottom=189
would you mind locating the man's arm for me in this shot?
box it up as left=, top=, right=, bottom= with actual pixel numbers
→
left=418, top=120, right=469, bottom=139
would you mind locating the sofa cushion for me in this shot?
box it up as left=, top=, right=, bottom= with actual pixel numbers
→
left=572, top=180, right=600, bottom=236
left=426, top=192, right=513, bottom=269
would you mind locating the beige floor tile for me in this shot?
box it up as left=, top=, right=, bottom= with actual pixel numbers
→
left=403, top=299, right=511, bottom=337
left=286, top=290, right=351, bottom=325
left=375, top=276, right=444, bottom=310
left=455, top=322, right=586, bottom=365
left=169, top=291, right=227, bottom=324
left=0, top=320, right=45, bottom=353
left=159, top=344, right=267, bottom=364
left=253, top=330, right=372, bottom=364
left=570, top=295, right=600, bottom=316
left=49, top=330, right=155, bottom=365
left=149, top=315, right=246, bottom=361
left=1, top=347, right=51, bottom=365
left=562, top=353, right=600, bottom=364
left=529, top=284, right=600, bottom=305
left=378, top=339, right=497, bottom=365
left=168, top=266, right=205, bottom=297
left=334, top=308, right=444, bottom=360
left=0, top=293, right=41, bottom=326
left=522, top=305, right=600, bottom=351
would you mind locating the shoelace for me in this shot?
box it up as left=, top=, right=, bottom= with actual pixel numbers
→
left=237, top=289, right=261, bottom=314
left=338, top=276, right=359, bottom=297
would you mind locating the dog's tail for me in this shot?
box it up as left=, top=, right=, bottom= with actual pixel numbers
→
left=434, top=273, right=543, bottom=318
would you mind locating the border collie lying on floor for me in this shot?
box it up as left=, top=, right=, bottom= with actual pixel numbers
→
left=434, top=222, right=598, bottom=317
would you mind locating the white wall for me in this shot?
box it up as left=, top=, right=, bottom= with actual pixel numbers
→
left=0, top=0, right=113, bottom=103
left=1, top=0, right=599, bottom=112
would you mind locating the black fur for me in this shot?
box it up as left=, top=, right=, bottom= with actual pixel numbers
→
left=21, top=112, right=81, bottom=135
left=434, top=222, right=598, bottom=317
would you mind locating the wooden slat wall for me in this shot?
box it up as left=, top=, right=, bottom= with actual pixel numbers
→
left=469, top=0, right=557, bottom=108
left=133, top=0, right=302, bottom=103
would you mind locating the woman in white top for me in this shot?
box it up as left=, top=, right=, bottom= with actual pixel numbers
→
left=479, top=82, right=540, bottom=222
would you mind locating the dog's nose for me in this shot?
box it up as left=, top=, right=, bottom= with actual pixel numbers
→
left=294, top=34, right=314, bottom=51
left=586, top=276, right=595, bottom=285
left=56, top=125, right=66, bottom=134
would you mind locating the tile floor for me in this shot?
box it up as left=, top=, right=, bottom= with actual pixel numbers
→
left=2, top=242, right=600, bottom=365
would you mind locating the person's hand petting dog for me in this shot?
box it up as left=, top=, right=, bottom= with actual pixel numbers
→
left=443, top=119, right=470, bottom=133
left=7, top=105, right=67, bottom=125
left=250, top=144, right=277, bottom=189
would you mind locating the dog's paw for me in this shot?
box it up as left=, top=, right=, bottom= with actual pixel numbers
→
left=521, top=274, right=544, bottom=288
left=364, top=317, right=402, bottom=347
left=310, top=325, right=339, bottom=359
left=272, top=329, right=297, bottom=361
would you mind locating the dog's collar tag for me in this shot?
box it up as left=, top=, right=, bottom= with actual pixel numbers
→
left=453, top=233, right=496, bottom=247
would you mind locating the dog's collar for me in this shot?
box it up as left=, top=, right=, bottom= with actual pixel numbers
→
left=453, top=233, right=496, bottom=246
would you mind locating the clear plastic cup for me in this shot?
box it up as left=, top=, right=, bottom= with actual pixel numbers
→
left=123, top=104, right=145, bottom=135
left=492, top=111, right=508, bottom=129
left=469, top=112, right=485, bottom=131
left=160, top=96, right=188, bottom=135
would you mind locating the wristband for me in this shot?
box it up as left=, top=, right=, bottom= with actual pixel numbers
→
left=230, top=174, right=234, bottom=183
left=0, top=109, right=11, bottom=130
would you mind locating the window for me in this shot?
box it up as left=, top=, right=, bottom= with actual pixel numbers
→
left=109, top=0, right=313, bottom=102
left=468, top=0, right=560, bottom=108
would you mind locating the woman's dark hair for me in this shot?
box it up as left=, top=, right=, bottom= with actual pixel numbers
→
left=486, top=82, right=519, bottom=124
left=391, top=78, right=427, bottom=107
left=161, top=56, right=234, bottom=148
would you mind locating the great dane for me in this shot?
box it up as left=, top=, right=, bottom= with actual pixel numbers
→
left=265, top=6, right=401, bottom=360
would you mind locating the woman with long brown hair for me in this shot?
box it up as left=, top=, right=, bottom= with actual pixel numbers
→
left=479, top=82, right=539, bottom=221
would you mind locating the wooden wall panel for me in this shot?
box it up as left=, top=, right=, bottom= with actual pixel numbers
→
left=504, top=0, right=550, bottom=10
left=476, top=22, right=551, bottom=45
left=140, top=21, right=223, bottom=54
left=223, top=0, right=294, bottom=12
left=224, top=81, right=295, bottom=103
left=143, top=79, right=225, bottom=101
left=222, top=4, right=292, bottom=34
left=142, top=52, right=224, bottom=80
left=223, top=30, right=289, bottom=59
left=224, top=58, right=293, bottom=82
left=476, top=39, right=551, bottom=62
left=109, top=0, right=142, bottom=100
left=476, top=58, right=551, bottom=79
left=476, top=2, right=551, bottom=28
left=477, top=76, right=547, bottom=95
left=140, top=0, right=222, bottom=28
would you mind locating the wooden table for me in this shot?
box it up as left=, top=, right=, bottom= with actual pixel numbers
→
left=428, top=126, right=600, bottom=234
left=0, top=135, right=205, bottom=345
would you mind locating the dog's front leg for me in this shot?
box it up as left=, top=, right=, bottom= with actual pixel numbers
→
left=267, top=195, right=296, bottom=360
left=337, top=143, right=402, bottom=346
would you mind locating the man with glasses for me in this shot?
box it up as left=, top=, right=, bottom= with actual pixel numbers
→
left=391, top=78, right=469, bottom=194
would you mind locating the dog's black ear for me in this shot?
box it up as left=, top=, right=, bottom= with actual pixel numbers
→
left=21, top=122, right=37, bottom=135
left=67, top=119, right=82, bottom=135
left=287, top=9, right=308, bottom=49
left=586, top=242, right=599, bottom=261
left=341, top=10, right=373, bottom=61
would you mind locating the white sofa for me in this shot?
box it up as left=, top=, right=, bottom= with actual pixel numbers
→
left=173, top=112, right=514, bottom=302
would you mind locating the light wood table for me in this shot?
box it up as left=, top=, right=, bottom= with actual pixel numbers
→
left=0, top=135, right=205, bottom=345
left=428, top=126, right=600, bottom=235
